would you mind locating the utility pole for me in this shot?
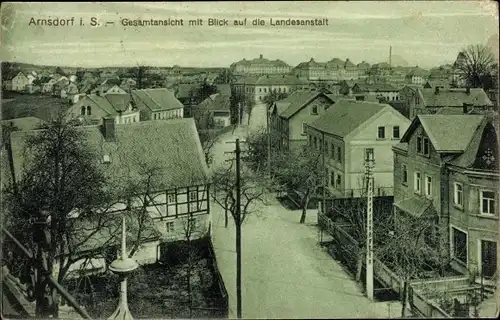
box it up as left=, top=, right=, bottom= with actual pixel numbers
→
left=266, top=104, right=271, bottom=178
left=235, top=138, right=243, bottom=318
left=365, top=148, right=375, bottom=301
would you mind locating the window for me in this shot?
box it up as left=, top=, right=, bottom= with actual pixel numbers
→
left=414, top=171, right=421, bottom=193
left=80, top=106, right=85, bottom=115
left=393, top=126, right=400, bottom=139
left=452, top=227, right=467, bottom=265
left=330, top=144, right=335, bottom=158
left=377, top=126, right=385, bottom=139
left=313, top=137, right=317, bottom=149
left=337, top=147, right=342, bottom=162
left=166, top=221, right=174, bottom=233
left=425, top=175, right=432, bottom=197
left=454, top=183, right=463, bottom=207
left=154, top=114, right=157, bottom=120
left=302, top=123, right=306, bottom=135
left=417, top=136, right=422, bottom=153
left=311, top=105, right=318, bottom=115
left=481, top=191, right=496, bottom=215
left=308, top=135, right=312, bottom=145
left=330, top=171, right=335, bottom=186
left=86, top=106, right=92, bottom=116
left=423, top=138, right=429, bottom=155
left=336, top=174, right=342, bottom=188
left=168, top=194, right=175, bottom=204
left=402, top=164, right=408, bottom=185
left=189, top=190, right=198, bottom=212
left=364, top=148, right=374, bottom=162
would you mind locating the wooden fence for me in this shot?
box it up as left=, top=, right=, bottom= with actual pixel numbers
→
left=317, top=211, right=479, bottom=318
left=207, top=237, right=229, bottom=318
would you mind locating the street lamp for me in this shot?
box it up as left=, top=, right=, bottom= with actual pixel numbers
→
left=108, top=215, right=138, bottom=320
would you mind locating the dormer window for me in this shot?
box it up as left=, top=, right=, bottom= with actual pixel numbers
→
left=311, top=105, right=318, bottom=115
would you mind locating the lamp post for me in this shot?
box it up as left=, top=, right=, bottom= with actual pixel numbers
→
left=108, top=215, right=138, bottom=320
left=364, top=148, right=375, bottom=301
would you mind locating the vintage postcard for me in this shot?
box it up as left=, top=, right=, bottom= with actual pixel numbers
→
left=0, top=1, right=499, bottom=319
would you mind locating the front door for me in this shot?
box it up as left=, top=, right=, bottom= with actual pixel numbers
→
left=481, top=240, right=497, bottom=279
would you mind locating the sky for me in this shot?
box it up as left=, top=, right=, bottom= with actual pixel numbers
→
left=0, top=1, right=498, bottom=69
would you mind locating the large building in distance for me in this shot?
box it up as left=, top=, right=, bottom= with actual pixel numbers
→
left=292, top=58, right=364, bottom=82
left=230, top=54, right=291, bottom=75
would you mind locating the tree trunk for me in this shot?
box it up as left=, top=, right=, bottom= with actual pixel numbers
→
left=356, top=249, right=364, bottom=282
left=299, top=196, right=310, bottom=224
left=401, top=280, right=408, bottom=318
left=224, top=208, right=228, bottom=228
left=299, top=207, right=307, bottom=224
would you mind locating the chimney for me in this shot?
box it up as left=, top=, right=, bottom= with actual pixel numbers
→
left=466, top=87, right=470, bottom=95
left=259, top=54, right=263, bottom=59
left=434, top=87, right=439, bottom=95
left=102, top=117, right=116, bottom=141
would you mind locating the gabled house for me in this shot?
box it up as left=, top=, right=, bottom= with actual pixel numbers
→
left=106, top=84, right=128, bottom=94
left=338, top=80, right=357, bottom=96
left=306, top=100, right=410, bottom=198
left=67, top=93, right=140, bottom=125
left=42, top=78, right=58, bottom=94
left=61, top=82, right=79, bottom=99
left=132, top=88, right=184, bottom=120
left=392, top=114, right=499, bottom=276
left=424, top=79, right=451, bottom=90
left=3, top=118, right=211, bottom=278
left=194, top=93, right=231, bottom=128
left=405, top=67, right=429, bottom=85
left=352, top=83, right=400, bottom=102
left=92, top=78, right=123, bottom=95
left=10, top=72, right=30, bottom=92
left=52, top=77, right=70, bottom=96
left=404, top=87, right=494, bottom=120
left=269, top=90, right=335, bottom=152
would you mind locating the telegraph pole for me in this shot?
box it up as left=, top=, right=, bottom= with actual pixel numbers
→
left=266, top=104, right=271, bottom=178
left=365, top=149, right=375, bottom=300
left=235, top=138, right=243, bottom=318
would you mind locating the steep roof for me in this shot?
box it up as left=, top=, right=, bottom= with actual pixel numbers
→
left=420, top=88, right=493, bottom=107
left=131, top=88, right=184, bottom=111
left=175, top=84, right=198, bottom=99
left=255, top=74, right=306, bottom=86
left=449, top=115, right=499, bottom=169
left=354, top=83, right=398, bottom=92
left=308, top=100, right=388, bottom=137
left=401, top=115, right=485, bottom=152
left=0, top=117, right=45, bottom=132
left=196, top=93, right=231, bottom=112
left=7, top=118, right=210, bottom=190
left=278, top=90, right=333, bottom=119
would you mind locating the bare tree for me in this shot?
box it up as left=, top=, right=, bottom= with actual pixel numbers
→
left=454, top=45, right=496, bottom=89
left=377, top=213, right=445, bottom=318
left=2, top=113, right=121, bottom=317
left=181, top=213, right=202, bottom=318
left=328, top=192, right=394, bottom=283
left=211, top=160, right=266, bottom=228
left=244, top=128, right=285, bottom=175
left=274, top=148, right=323, bottom=223
left=2, top=112, right=161, bottom=317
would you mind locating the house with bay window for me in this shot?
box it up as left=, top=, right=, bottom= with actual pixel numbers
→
left=393, top=114, right=498, bottom=277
